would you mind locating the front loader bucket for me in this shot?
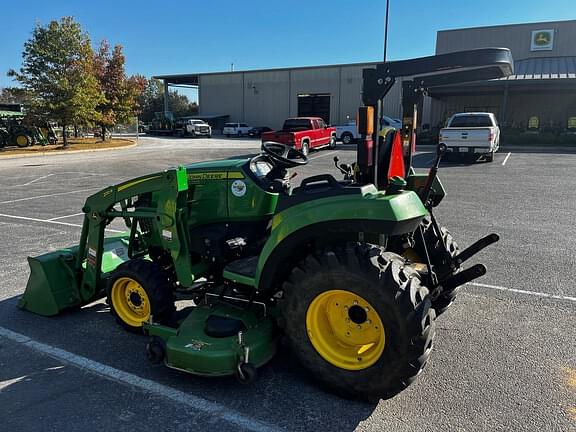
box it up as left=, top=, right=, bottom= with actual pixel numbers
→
left=19, top=236, right=131, bottom=316
left=18, top=248, right=81, bottom=316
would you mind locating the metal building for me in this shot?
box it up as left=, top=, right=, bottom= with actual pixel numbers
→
left=154, top=63, right=404, bottom=130
left=155, top=19, right=576, bottom=133
left=429, top=20, right=576, bottom=130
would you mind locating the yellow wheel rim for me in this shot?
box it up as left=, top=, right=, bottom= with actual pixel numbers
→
left=306, top=290, right=385, bottom=370
left=16, top=135, right=28, bottom=146
left=111, top=277, right=151, bottom=327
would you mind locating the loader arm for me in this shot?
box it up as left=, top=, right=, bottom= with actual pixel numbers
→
left=19, top=166, right=193, bottom=316
left=77, top=166, right=192, bottom=302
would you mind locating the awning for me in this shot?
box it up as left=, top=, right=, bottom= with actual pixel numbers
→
left=428, top=56, right=576, bottom=96
left=500, top=56, right=576, bottom=80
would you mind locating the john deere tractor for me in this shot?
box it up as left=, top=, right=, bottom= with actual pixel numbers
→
left=19, top=48, right=513, bottom=400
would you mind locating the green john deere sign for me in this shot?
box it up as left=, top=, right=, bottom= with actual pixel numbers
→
left=531, top=29, right=554, bottom=51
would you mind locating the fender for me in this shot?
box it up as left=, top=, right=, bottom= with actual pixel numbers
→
left=254, top=189, right=428, bottom=292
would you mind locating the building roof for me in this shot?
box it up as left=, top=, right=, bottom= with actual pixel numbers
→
left=501, top=56, right=576, bottom=80
left=153, top=61, right=380, bottom=84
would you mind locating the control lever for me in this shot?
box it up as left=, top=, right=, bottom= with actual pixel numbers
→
left=333, top=156, right=353, bottom=180
left=420, top=144, right=446, bottom=208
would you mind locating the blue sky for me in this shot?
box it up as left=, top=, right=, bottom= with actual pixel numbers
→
left=1, top=0, right=575, bottom=101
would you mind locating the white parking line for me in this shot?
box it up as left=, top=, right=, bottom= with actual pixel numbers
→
left=48, top=212, right=85, bottom=221
left=0, top=212, right=123, bottom=233
left=502, top=152, right=511, bottom=166
left=20, top=174, right=54, bottom=187
left=0, top=187, right=100, bottom=205
left=468, top=282, right=576, bottom=303
left=0, top=326, right=279, bottom=432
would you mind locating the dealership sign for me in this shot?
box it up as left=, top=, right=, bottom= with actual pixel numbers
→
left=531, top=29, right=554, bottom=51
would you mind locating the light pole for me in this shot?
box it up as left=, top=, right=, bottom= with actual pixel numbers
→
left=383, top=0, right=390, bottom=62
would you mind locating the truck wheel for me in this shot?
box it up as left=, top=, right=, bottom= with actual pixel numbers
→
left=329, top=135, right=336, bottom=149
left=411, top=217, right=460, bottom=316
left=107, top=259, right=176, bottom=333
left=341, top=133, right=353, bottom=144
left=281, top=245, right=435, bottom=401
left=301, top=141, right=309, bottom=156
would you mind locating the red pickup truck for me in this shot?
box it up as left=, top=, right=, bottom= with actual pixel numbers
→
left=261, top=117, right=337, bottom=156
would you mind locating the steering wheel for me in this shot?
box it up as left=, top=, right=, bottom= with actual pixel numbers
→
left=261, top=141, right=309, bottom=168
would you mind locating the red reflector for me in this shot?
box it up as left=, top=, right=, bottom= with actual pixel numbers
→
left=388, top=132, right=405, bottom=180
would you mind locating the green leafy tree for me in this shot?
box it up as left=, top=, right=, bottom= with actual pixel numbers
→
left=139, top=78, right=198, bottom=123
left=93, top=40, right=145, bottom=140
left=8, top=16, right=103, bottom=147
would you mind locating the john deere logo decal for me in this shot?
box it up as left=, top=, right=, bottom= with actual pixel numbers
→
left=531, top=29, right=554, bottom=51
left=231, top=180, right=247, bottom=197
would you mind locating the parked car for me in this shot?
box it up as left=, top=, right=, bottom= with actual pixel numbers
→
left=336, top=116, right=403, bottom=144
left=439, top=112, right=500, bottom=162
left=335, top=121, right=358, bottom=144
left=223, top=122, right=252, bottom=137
left=261, top=117, right=336, bottom=156
left=248, top=126, right=273, bottom=137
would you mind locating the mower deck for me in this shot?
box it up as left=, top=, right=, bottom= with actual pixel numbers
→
left=145, top=301, right=278, bottom=379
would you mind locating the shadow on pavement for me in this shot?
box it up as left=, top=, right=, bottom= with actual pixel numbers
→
left=0, top=295, right=377, bottom=431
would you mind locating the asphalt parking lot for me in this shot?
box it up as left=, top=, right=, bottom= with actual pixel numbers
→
left=0, top=136, right=575, bottom=432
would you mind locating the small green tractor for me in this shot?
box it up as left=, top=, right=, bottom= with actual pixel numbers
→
left=0, top=111, right=57, bottom=148
left=19, top=48, right=513, bottom=400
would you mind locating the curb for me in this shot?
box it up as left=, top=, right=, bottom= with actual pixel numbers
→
left=0, top=141, right=138, bottom=160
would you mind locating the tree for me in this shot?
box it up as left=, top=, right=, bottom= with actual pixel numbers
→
left=93, top=40, right=145, bottom=140
left=0, top=87, right=31, bottom=105
left=138, top=78, right=198, bottom=123
left=8, top=17, right=103, bottom=147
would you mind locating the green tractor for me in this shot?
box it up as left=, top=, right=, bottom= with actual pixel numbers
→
left=0, top=111, right=57, bottom=148
left=19, top=48, right=513, bottom=400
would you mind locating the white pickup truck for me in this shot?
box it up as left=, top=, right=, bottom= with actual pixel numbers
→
left=439, top=112, right=500, bottom=162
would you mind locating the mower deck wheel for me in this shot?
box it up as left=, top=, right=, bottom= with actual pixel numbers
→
left=146, top=336, right=166, bottom=364
left=236, top=362, right=257, bottom=385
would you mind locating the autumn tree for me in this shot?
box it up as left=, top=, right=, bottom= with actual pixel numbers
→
left=8, top=17, right=103, bottom=147
left=93, top=40, right=145, bottom=140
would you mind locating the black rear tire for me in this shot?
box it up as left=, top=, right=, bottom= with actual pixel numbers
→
left=413, top=217, right=460, bottom=316
left=281, top=244, right=435, bottom=401
left=301, top=141, right=309, bottom=156
left=107, top=259, right=176, bottom=333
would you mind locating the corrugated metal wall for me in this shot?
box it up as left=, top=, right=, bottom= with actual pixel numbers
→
left=198, top=64, right=403, bottom=129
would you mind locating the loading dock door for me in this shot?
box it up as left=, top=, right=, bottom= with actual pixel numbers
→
left=298, top=94, right=330, bottom=124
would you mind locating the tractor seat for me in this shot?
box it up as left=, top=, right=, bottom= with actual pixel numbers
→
left=204, top=314, right=247, bottom=338
left=276, top=174, right=366, bottom=212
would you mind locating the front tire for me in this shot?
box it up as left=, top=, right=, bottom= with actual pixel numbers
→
left=281, top=244, right=435, bottom=401
left=107, top=259, right=176, bottom=333
left=328, top=135, right=336, bottom=149
left=341, top=132, right=353, bottom=144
